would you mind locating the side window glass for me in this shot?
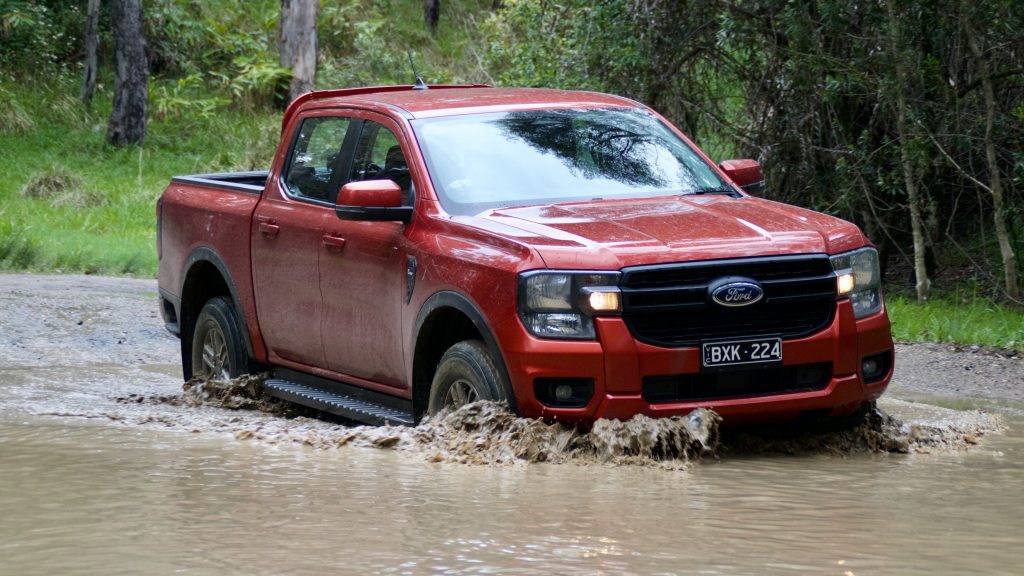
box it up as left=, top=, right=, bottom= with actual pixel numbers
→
left=284, top=116, right=351, bottom=201
left=349, top=121, right=412, bottom=204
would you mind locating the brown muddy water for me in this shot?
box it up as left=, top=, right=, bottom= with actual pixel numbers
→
left=1, top=275, right=1023, bottom=575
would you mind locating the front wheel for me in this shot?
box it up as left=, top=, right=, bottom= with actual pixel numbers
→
left=190, top=296, right=250, bottom=381
left=427, top=340, right=505, bottom=415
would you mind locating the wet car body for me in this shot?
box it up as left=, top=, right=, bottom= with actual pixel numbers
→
left=157, top=85, right=893, bottom=426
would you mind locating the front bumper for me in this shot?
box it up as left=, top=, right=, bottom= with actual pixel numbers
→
left=499, top=299, right=893, bottom=426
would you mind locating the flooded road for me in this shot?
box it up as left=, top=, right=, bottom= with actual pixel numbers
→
left=1, top=274, right=1022, bottom=575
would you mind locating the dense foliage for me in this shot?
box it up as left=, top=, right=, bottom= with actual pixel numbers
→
left=482, top=0, right=1024, bottom=302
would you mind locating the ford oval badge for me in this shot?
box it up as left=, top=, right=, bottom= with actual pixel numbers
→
left=710, top=280, right=764, bottom=307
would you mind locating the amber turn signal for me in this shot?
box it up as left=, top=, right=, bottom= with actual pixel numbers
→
left=583, top=288, right=621, bottom=314
left=836, top=273, right=855, bottom=296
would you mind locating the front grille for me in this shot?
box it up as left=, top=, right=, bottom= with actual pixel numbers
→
left=621, top=255, right=836, bottom=347
left=643, top=362, right=832, bottom=404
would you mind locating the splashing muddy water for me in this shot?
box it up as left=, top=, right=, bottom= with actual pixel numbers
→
left=123, top=378, right=721, bottom=467
left=124, top=375, right=1002, bottom=468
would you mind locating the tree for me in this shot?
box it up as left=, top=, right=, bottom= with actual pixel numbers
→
left=79, top=0, right=100, bottom=105
left=963, top=10, right=1020, bottom=301
left=280, top=0, right=318, bottom=104
left=424, top=0, right=440, bottom=31
left=886, top=0, right=930, bottom=301
left=106, top=0, right=148, bottom=146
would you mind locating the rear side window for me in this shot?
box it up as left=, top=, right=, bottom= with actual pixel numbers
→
left=349, top=120, right=412, bottom=203
left=284, top=116, right=352, bottom=202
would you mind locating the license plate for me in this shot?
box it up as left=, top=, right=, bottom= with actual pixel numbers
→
left=702, top=337, right=782, bottom=370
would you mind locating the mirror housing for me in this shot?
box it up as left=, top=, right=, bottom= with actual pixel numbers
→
left=719, top=159, right=765, bottom=195
left=335, top=180, right=412, bottom=223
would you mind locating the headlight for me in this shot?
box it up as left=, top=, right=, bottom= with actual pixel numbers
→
left=518, top=271, right=621, bottom=339
left=830, top=247, right=882, bottom=319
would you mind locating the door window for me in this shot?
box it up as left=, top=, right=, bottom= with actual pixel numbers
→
left=349, top=121, right=412, bottom=203
left=284, top=116, right=352, bottom=202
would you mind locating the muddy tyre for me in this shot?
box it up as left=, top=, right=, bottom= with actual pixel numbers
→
left=427, top=340, right=505, bottom=415
left=191, top=296, right=250, bottom=381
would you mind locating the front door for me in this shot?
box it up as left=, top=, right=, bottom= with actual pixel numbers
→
left=319, top=115, right=412, bottom=389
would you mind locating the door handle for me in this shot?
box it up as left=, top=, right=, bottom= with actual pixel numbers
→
left=258, top=222, right=280, bottom=238
left=322, top=234, right=347, bottom=251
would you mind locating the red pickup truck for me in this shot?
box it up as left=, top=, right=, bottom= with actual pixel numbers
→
left=156, top=85, right=893, bottom=427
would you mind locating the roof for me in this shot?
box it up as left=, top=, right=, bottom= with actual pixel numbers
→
left=282, top=86, right=640, bottom=130
left=347, top=87, right=638, bottom=117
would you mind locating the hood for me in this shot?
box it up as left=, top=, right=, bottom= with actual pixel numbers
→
left=462, top=195, right=867, bottom=269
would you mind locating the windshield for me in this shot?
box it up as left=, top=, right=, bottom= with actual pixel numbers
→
left=412, top=107, right=730, bottom=216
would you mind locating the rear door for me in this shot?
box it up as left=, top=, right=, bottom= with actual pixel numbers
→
left=251, top=113, right=357, bottom=368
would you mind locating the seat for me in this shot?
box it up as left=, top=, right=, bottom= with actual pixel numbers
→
left=287, top=164, right=329, bottom=200
left=381, top=144, right=412, bottom=203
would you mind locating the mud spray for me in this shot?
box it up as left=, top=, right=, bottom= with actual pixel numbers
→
left=119, top=376, right=1003, bottom=467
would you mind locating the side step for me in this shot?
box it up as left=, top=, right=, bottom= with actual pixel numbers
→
left=263, top=379, right=415, bottom=426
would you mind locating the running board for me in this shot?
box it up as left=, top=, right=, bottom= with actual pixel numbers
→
left=263, top=379, right=415, bottom=426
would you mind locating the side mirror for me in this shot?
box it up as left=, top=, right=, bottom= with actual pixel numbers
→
left=335, top=180, right=413, bottom=223
left=718, top=159, right=765, bottom=195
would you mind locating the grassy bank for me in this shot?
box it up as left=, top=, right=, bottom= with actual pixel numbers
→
left=0, top=78, right=278, bottom=276
left=887, top=294, right=1023, bottom=353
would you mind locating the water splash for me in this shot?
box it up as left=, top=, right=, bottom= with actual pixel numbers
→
left=124, top=376, right=1001, bottom=466
left=346, top=401, right=721, bottom=466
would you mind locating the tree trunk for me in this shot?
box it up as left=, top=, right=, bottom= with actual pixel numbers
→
left=280, top=0, right=318, bottom=104
left=964, top=16, right=1020, bottom=301
left=886, top=0, right=930, bottom=300
left=106, top=0, right=148, bottom=146
left=80, top=0, right=101, bottom=105
left=424, top=0, right=440, bottom=31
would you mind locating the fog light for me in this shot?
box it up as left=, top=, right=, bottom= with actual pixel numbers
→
left=837, top=273, right=855, bottom=296
left=534, top=378, right=595, bottom=408
left=861, top=358, right=878, bottom=376
left=860, top=350, right=891, bottom=384
left=554, top=384, right=573, bottom=401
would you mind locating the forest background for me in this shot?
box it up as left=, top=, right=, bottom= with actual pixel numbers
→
left=0, top=0, right=1021, bottom=350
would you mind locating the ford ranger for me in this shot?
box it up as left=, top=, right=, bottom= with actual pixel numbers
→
left=156, top=85, right=893, bottom=426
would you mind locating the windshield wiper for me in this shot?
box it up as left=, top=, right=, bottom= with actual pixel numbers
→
left=686, top=187, right=741, bottom=197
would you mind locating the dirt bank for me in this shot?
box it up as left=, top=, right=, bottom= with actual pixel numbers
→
left=891, top=342, right=1024, bottom=410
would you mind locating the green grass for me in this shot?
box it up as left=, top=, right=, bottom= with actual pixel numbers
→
left=0, top=78, right=279, bottom=277
left=887, top=293, right=1024, bottom=352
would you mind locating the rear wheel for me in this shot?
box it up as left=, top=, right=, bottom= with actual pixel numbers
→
left=190, top=296, right=250, bottom=380
left=427, top=340, right=505, bottom=415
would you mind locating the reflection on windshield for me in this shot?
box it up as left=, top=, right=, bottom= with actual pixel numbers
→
left=414, top=108, right=726, bottom=216
left=497, top=110, right=666, bottom=188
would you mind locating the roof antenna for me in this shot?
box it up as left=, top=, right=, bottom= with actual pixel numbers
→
left=407, top=51, right=428, bottom=91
